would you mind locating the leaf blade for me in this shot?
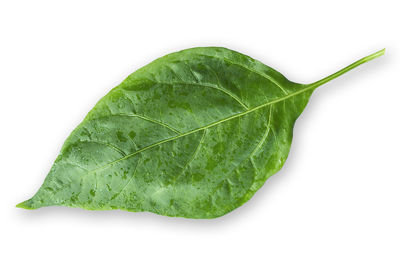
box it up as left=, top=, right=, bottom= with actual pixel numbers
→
left=18, top=47, right=384, bottom=218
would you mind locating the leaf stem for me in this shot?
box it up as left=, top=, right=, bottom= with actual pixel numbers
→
left=309, top=48, right=385, bottom=88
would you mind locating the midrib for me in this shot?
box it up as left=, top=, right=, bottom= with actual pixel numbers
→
left=89, top=84, right=315, bottom=173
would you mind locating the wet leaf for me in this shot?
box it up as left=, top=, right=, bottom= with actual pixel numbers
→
left=17, top=47, right=384, bottom=218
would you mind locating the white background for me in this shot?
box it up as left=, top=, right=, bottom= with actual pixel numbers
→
left=1, top=0, right=399, bottom=266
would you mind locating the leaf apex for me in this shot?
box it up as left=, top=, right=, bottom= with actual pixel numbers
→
left=16, top=199, right=34, bottom=210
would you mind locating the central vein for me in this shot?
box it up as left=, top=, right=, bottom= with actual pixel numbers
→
left=89, top=83, right=315, bottom=174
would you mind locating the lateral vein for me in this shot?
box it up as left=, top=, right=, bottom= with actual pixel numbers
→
left=195, top=53, right=289, bottom=95
left=159, top=81, right=249, bottom=110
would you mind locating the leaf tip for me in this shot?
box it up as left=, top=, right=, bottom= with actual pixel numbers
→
left=16, top=200, right=34, bottom=210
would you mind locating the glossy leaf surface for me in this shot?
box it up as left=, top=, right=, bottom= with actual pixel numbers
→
left=17, top=47, right=384, bottom=218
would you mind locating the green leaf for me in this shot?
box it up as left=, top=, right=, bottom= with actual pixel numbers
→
left=17, top=47, right=384, bottom=218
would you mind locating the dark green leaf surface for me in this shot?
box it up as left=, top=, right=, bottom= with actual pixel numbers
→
left=17, top=47, right=384, bottom=218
